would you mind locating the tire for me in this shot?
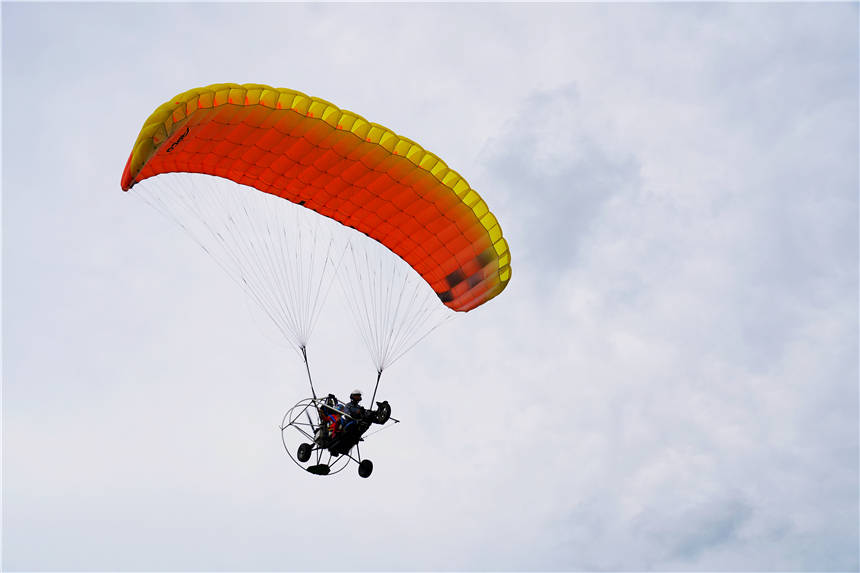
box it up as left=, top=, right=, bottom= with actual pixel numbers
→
left=375, top=401, right=391, bottom=424
left=358, top=459, right=374, bottom=478
left=297, top=442, right=312, bottom=463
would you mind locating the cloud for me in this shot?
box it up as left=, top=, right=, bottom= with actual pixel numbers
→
left=637, top=492, right=754, bottom=564
left=461, top=6, right=858, bottom=570
left=479, top=83, right=641, bottom=278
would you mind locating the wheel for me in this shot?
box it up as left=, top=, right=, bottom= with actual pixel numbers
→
left=297, top=442, right=312, bottom=463
left=358, top=459, right=374, bottom=478
left=375, top=401, right=391, bottom=424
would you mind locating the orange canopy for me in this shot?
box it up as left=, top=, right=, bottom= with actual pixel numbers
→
left=121, top=83, right=511, bottom=311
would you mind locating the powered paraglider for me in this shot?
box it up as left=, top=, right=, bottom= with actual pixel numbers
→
left=121, top=83, right=511, bottom=477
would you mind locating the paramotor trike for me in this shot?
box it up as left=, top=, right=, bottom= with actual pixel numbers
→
left=280, top=395, right=394, bottom=478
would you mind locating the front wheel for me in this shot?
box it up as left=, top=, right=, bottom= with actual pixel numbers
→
left=358, top=459, right=374, bottom=478
left=297, top=442, right=312, bottom=463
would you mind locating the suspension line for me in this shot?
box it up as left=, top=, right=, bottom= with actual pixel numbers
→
left=301, top=345, right=317, bottom=400
left=370, top=369, right=383, bottom=405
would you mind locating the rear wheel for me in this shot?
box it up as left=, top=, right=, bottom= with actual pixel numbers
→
left=297, top=442, right=312, bottom=462
left=358, top=459, right=374, bottom=478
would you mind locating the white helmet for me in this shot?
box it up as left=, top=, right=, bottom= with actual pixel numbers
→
left=350, top=389, right=363, bottom=399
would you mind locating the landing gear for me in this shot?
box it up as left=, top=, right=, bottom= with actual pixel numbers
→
left=358, top=459, right=374, bottom=478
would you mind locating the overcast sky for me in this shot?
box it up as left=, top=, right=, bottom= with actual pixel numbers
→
left=3, top=2, right=858, bottom=572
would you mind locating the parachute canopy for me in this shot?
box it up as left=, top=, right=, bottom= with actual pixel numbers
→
left=121, top=83, right=511, bottom=312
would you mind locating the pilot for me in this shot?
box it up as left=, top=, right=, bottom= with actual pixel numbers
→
left=344, top=389, right=366, bottom=420
left=317, top=394, right=341, bottom=444
left=326, top=390, right=366, bottom=456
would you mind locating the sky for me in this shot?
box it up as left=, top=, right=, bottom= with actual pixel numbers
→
left=2, top=2, right=858, bottom=572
